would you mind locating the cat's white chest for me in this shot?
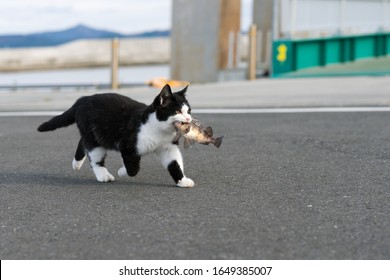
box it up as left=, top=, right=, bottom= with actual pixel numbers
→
left=136, top=113, right=176, bottom=155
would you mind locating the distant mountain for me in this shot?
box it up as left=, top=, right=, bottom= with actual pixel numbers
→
left=0, top=24, right=170, bottom=48
left=129, top=30, right=170, bottom=38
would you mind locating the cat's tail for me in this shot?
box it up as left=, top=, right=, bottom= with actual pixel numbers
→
left=37, top=104, right=77, bottom=132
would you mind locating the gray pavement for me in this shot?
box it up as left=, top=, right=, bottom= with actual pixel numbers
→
left=1, top=77, right=390, bottom=259
left=1, top=113, right=389, bottom=259
left=1, top=76, right=390, bottom=111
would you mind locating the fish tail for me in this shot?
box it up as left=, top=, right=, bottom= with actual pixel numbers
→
left=213, top=136, right=224, bottom=148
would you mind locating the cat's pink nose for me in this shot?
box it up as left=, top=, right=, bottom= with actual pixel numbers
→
left=186, top=116, right=191, bottom=122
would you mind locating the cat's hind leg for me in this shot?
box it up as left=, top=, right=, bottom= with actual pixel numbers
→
left=87, top=147, right=115, bottom=182
left=118, top=149, right=141, bottom=177
left=72, top=138, right=87, bottom=170
left=158, top=145, right=194, bottom=188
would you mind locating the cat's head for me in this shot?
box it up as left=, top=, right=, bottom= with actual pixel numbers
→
left=153, top=84, right=192, bottom=125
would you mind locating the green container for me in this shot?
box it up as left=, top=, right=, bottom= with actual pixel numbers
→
left=272, top=32, right=390, bottom=77
left=324, top=40, right=342, bottom=65
left=295, top=41, right=321, bottom=69
left=354, top=36, right=376, bottom=60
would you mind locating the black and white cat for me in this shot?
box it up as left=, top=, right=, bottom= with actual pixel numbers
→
left=37, top=84, right=194, bottom=187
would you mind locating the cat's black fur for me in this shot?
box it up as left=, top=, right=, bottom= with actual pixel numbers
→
left=38, top=84, right=194, bottom=187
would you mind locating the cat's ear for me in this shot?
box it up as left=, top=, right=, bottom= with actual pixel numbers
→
left=175, top=84, right=189, bottom=97
left=159, top=84, right=173, bottom=107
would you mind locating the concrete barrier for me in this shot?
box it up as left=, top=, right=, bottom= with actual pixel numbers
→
left=0, top=37, right=249, bottom=73
left=0, top=38, right=170, bottom=72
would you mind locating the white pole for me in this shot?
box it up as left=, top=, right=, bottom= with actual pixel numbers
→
left=290, top=0, right=297, bottom=38
left=227, top=31, right=234, bottom=69
left=382, top=0, right=389, bottom=31
left=235, top=31, right=241, bottom=68
left=273, top=0, right=281, bottom=40
left=257, top=29, right=263, bottom=64
left=266, top=30, right=272, bottom=70
left=339, top=0, right=346, bottom=34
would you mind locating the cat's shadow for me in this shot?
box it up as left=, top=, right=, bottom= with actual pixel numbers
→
left=0, top=171, right=175, bottom=189
left=116, top=180, right=175, bottom=189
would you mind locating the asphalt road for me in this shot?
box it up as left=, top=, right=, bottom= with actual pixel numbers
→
left=1, top=112, right=389, bottom=259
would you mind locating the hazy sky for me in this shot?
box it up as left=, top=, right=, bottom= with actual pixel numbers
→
left=0, top=0, right=253, bottom=35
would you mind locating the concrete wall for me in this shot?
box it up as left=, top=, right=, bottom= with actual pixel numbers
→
left=171, top=0, right=241, bottom=83
left=278, top=0, right=390, bottom=39
left=0, top=38, right=170, bottom=72
left=171, top=0, right=221, bottom=83
left=0, top=36, right=249, bottom=74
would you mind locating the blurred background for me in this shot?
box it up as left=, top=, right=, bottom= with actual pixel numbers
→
left=0, top=0, right=389, bottom=89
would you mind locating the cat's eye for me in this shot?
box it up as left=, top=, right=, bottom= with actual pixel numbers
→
left=176, top=110, right=182, bottom=114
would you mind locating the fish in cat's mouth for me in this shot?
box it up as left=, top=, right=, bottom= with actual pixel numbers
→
left=173, top=119, right=223, bottom=148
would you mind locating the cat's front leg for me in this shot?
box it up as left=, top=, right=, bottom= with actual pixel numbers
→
left=158, top=145, right=194, bottom=188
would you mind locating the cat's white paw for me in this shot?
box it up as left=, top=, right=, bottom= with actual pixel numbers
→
left=96, top=173, right=115, bottom=183
left=72, top=156, right=86, bottom=170
left=93, top=167, right=115, bottom=182
left=177, top=177, right=194, bottom=188
left=117, top=166, right=127, bottom=177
